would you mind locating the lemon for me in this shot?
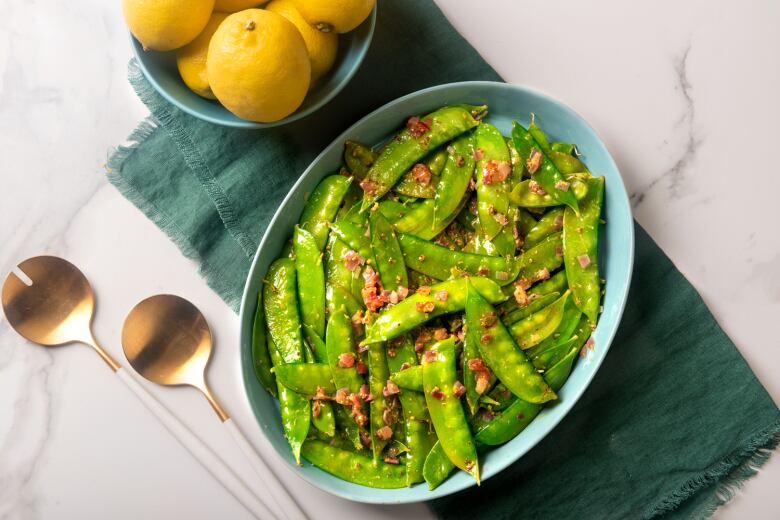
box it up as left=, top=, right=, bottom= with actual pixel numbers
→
left=176, top=13, right=228, bottom=99
left=214, top=0, right=268, bottom=12
left=266, top=0, right=337, bottom=84
left=123, top=0, right=215, bottom=51
left=289, top=0, right=374, bottom=33
left=207, top=9, right=311, bottom=122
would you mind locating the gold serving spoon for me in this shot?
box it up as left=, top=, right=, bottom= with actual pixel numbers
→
left=122, top=294, right=306, bottom=520
left=1, top=256, right=278, bottom=520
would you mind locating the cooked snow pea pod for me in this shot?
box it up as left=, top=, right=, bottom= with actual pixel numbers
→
left=360, top=105, right=485, bottom=209
left=344, top=140, right=376, bottom=179
left=551, top=142, right=576, bottom=155
left=423, top=441, right=455, bottom=490
left=509, top=176, right=588, bottom=208
left=363, top=277, right=506, bottom=344
left=422, top=338, right=479, bottom=482
left=509, top=290, right=571, bottom=350
left=386, top=336, right=428, bottom=421
left=395, top=190, right=470, bottom=240
left=273, top=363, right=337, bottom=394
left=433, top=133, right=476, bottom=228
left=394, top=148, right=447, bottom=199
left=507, top=136, right=525, bottom=186
left=563, top=176, right=604, bottom=325
left=369, top=211, right=408, bottom=291
left=311, top=395, right=336, bottom=437
left=299, top=175, right=353, bottom=250
left=550, top=149, right=589, bottom=175
left=408, top=269, right=440, bottom=290
left=512, top=121, right=579, bottom=213
left=367, top=342, right=391, bottom=458
left=334, top=405, right=364, bottom=451
left=329, top=220, right=373, bottom=264
left=301, top=439, right=407, bottom=488
left=530, top=335, right=579, bottom=373
left=377, top=199, right=411, bottom=221
left=302, top=331, right=337, bottom=436
left=325, top=235, right=362, bottom=313
left=516, top=232, right=564, bottom=282
left=264, top=259, right=304, bottom=364
left=544, top=341, right=581, bottom=391
left=462, top=326, right=486, bottom=416
left=498, top=269, right=567, bottom=318
left=482, top=382, right=515, bottom=412
left=293, top=227, right=327, bottom=340
left=524, top=208, right=564, bottom=250
left=516, top=208, right=537, bottom=236
left=268, top=337, right=310, bottom=463
left=251, top=293, right=276, bottom=397
left=326, top=311, right=365, bottom=393
left=526, top=298, right=582, bottom=369
left=390, top=365, right=423, bottom=391
left=528, top=117, right=551, bottom=150
left=466, top=284, right=556, bottom=404
left=325, top=285, right=363, bottom=321
left=474, top=397, right=541, bottom=446
left=503, top=291, right=561, bottom=325
left=474, top=123, right=511, bottom=240
left=398, top=233, right=519, bottom=286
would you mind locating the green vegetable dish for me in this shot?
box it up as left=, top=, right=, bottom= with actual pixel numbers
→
left=253, top=105, right=605, bottom=490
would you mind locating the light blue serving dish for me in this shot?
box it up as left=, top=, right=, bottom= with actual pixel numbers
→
left=238, top=81, right=634, bottom=503
left=130, top=7, right=376, bottom=129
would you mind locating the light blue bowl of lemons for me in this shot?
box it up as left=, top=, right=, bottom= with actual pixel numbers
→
left=238, top=81, right=634, bottom=503
left=129, top=3, right=376, bottom=129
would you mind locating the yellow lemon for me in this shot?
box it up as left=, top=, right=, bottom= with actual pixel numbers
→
left=289, top=0, right=374, bottom=33
left=207, top=9, right=311, bottom=122
left=123, top=0, right=214, bottom=51
left=176, top=13, right=228, bottom=99
left=266, top=0, right=337, bottom=84
left=214, top=0, right=268, bottom=12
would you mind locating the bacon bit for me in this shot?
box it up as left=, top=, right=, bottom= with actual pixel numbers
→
left=468, top=176, right=477, bottom=191
left=553, top=215, right=564, bottom=230
left=452, top=380, right=466, bottom=398
left=357, top=343, right=369, bottom=354
left=469, top=196, right=478, bottom=215
left=480, top=312, right=498, bottom=328
left=338, top=353, right=356, bottom=368
left=487, top=204, right=496, bottom=215
left=423, top=349, right=438, bottom=363
left=467, top=358, right=485, bottom=371
left=517, top=412, right=526, bottom=420
left=382, top=408, right=395, bottom=426
left=411, top=163, right=432, bottom=185
left=528, top=179, right=546, bottom=195
left=335, top=388, right=351, bottom=405
left=482, top=160, right=511, bottom=185
left=433, top=327, right=449, bottom=341
left=480, top=333, right=493, bottom=344
left=376, top=425, right=393, bottom=440
left=406, top=116, right=431, bottom=137
left=384, top=455, right=400, bottom=465
left=396, top=286, right=409, bottom=299
left=526, top=148, right=542, bottom=174
left=478, top=265, right=490, bottom=276
left=386, top=344, right=397, bottom=359
left=514, top=284, right=529, bottom=306
left=415, top=329, right=433, bottom=352
left=434, top=290, right=449, bottom=302
left=580, top=336, right=596, bottom=358
left=494, top=212, right=509, bottom=226
left=496, top=271, right=509, bottom=281
left=578, top=254, right=591, bottom=268
left=383, top=380, right=400, bottom=397
left=399, top=362, right=411, bottom=371
left=430, top=386, right=445, bottom=400
left=359, top=384, right=371, bottom=401
left=312, top=400, right=321, bottom=417
left=361, top=266, right=387, bottom=312
left=555, top=180, right=570, bottom=192
left=532, top=267, right=551, bottom=283
left=456, top=155, right=465, bottom=167
left=481, top=411, right=494, bottom=422
left=455, top=328, right=466, bottom=342
left=417, top=285, right=431, bottom=295
left=351, top=310, right=364, bottom=326
left=343, top=250, right=364, bottom=271
left=472, top=148, right=484, bottom=161
left=416, top=301, right=436, bottom=314
left=359, top=179, right=379, bottom=195
left=555, top=245, right=564, bottom=257
left=313, top=386, right=330, bottom=401
left=356, top=359, right=367, bottom=375
left=475, top=372, right=491, bottom=394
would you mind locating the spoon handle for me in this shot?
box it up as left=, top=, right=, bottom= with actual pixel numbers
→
left=224, top=419, right=309, bottom=520
left=115, top=368, right=279, bottom=520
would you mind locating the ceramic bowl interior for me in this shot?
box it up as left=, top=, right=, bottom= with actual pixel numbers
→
left=130, top=7, right=376, bottom=128
left=239, top=81, right=634, bottom=503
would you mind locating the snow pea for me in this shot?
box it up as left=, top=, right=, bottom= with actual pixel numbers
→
left=503, top=292, right=560, bottom=326
left=509, top=291, right=571, bottom=350
left=377, top=199, right=411, bottom=221
left=498, top=269, right=567, bottom=319
left=544, top=340, right=581, bottom=391
left=325, top=285, right=363, bottom=322
left=422, top=338, right=479, bottom=482
left=474, top=397, right=541, bottom=446
left=481, top=382, right=514, bottom=412
left=264, top=258, right=304, bottom=364
left=325, top=235, right=361, bottom=313
left=360, top=105, right=485, bottom=209
left=463, top=325, right=484, bottom=416
left=524, top=207, right=564, bottom=250
left=344, top=140, right=376, bottom=179
left=272, top=363, right=337, bottom=394
left=475, top=123, right=511, bottom=240
left=423, top=441, right=454, bottom=490
left=398, top=233, right=519, bottom=286
left=506, top=136, right=525, bottom=186
left=394, top=148, right=447, bottom=199
left=363, top=277, right=506, bottom=344
left=509, top=176, right=589, bottom=208
left=268, top=337, right=310, bottom=463
left=394, top=190, right=470, bottom=240
left=367, top=342, right=391, bottom=458
left=326, top=310, right=365, bottom=394
left=369, top=211, right=408, bottom=291
left=329, top=220, right=373, bottom=265
left=302, top=329, right=337, bottom=436
left=299, top=175, right=353, bottom=251
left=550, top=149, right=589, bottom=175
left=516, top=232, right=564, bottom=282
left=251, top=293, right=276, bottom=397
left=390, top=365, right=423, bottom=391
left=563, top=176, right=604, bottom=325
left=551, top=142, right=576, bottom=155
left=293, top=226, right=326, bottom=341
left=512, top=121, right=579, bottom=213
left=433, top=133, right=475, bottom=228
left=466, top=284, right=556, bottom=404
left=301, top=440, right=407, bottom=488
left=526, top=298, right=582, bottom=370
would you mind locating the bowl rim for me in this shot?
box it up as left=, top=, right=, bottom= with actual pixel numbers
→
left=129, top=6, right=377, bottom=129
left=238, top=80, right=635, bottom=503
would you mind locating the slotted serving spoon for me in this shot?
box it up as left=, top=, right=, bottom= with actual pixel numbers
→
left=1, top=256, right=279, bottom=520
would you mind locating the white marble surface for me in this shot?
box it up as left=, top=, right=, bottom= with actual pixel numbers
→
left=1, top=0, right=779, bottom=518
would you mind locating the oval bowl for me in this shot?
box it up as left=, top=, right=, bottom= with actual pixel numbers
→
left=239, top=81, right=634, bottom=503
left=130, top=7, right=376, bottom=129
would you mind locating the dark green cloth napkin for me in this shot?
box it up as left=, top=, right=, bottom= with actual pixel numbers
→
left=108, top=1, right=779, bottom=517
